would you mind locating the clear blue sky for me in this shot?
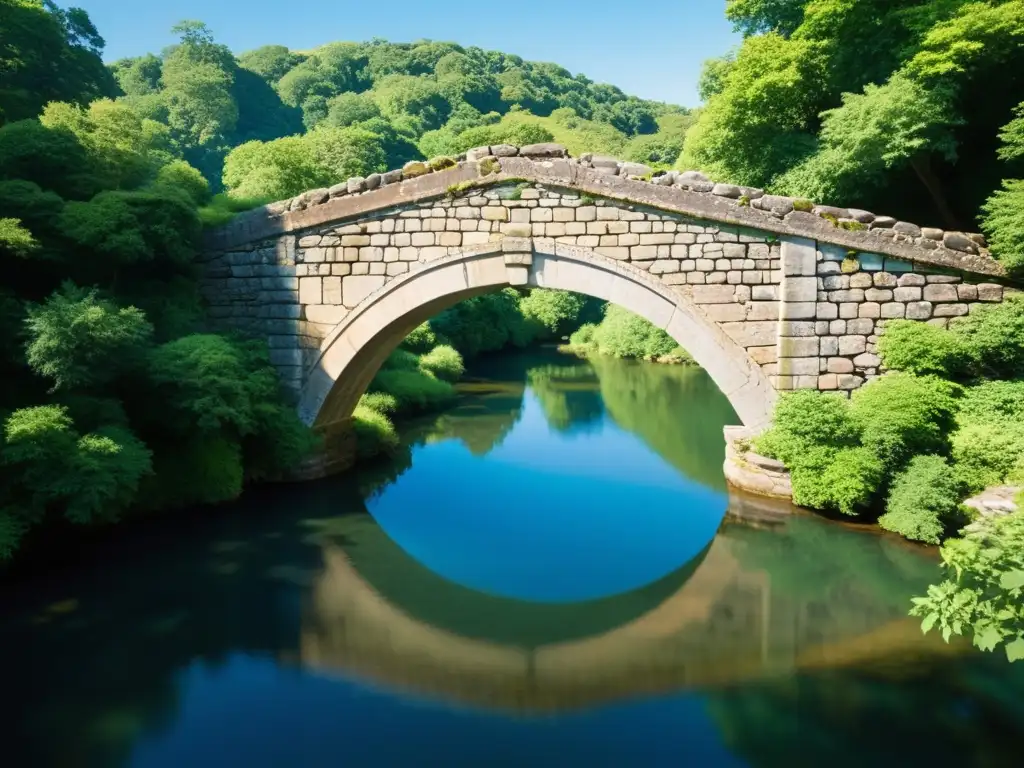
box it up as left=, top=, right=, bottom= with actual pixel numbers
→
left=74, top=0, right=739, bottom=106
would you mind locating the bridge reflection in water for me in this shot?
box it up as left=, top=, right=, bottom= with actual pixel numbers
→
left=296, top=490, right=962, bottom=714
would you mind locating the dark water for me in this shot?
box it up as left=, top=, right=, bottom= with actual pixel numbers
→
left=2, top=349, right=1023, bottom=767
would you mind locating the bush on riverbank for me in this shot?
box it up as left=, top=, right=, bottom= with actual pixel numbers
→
left=879, top=455, right=967, bottom=544
left=566, top=305, right=692, bottom=363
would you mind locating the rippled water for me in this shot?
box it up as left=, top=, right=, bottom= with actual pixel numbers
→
left=2, top=349, right=1022, bottom=767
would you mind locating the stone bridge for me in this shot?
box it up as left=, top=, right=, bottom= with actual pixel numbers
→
left=201, top=144, right=1012, bottom=443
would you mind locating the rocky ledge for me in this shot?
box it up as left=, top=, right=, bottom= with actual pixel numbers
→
left=722, top=425, right=793, bottom=501
left=264, top=142, right=994, bottom=264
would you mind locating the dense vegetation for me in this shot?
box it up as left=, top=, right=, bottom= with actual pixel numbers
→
left=568, top=305, right=693, bottom=363
left=98, top=20, right=691, bottom=205
left=690, top=0, right=1024, bottom=272
left=754, top=295, right=1024, bottom=659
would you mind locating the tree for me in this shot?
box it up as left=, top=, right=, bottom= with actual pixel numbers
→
left=0, top=0, right=116, bottom=124
left=24, top=284, right=154, bottom=392
left=236, top=45, right=301, bottom=84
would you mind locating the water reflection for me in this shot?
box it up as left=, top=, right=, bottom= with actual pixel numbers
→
left=1, top=349, right=1022, bottom=768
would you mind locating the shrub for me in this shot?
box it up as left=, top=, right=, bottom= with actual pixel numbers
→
left=877, top=320, right=971, bottom=378
left=589, top=304, right=679, bottom=359
left=25, top=283, right=154, bottom=391
left=849, top=373, right=960, bottom=471
left=401, top=323, right=438, bottom=353
left=518, top=289, right=587, bottom=339
left=952, top=294, right=1024, bottom=379
left=569, top=323, right=597, bottom=346
left=142, top=436, right=244, bottom=509
left=418, top=344, right=464, bottom=382
left=380, top=348, right=420, bottom=371
left=879, top=455, right=967, bottom=544
left=352, top=404, right=399, bottom=458
left=911, top=511, right=1024, bottom=662
left=359, top=392, right=399, bottom=416
left=951, top=421, right=1024, bottom=493
left=369, top=368, right=456, bottom=416
left=789, top=445, right=885, bottom=516
left=754, top=390, right=859, bottom=466
left=957, top=380, right=1024, bottom=425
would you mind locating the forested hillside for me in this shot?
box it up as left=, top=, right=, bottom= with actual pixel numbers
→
left=103, top=22, right=691, bottom=204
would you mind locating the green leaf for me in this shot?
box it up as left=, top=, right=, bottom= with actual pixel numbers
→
left=1005, top=637, right=1024, bottom=663
left=999, top=570, right=1024, bottom=590
left=975, top=625, right=1003, bottom=652
left=920, top=612, right=938, bottom=634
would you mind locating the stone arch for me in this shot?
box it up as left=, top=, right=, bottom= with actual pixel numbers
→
left=297, top=238, right=776, bottom=430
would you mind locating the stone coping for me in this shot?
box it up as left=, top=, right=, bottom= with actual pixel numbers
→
left=204, top=147, right=1007, bottom=281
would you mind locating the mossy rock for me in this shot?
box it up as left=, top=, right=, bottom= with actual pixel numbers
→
left=427, top=156, right=456, bottom=171
left=793, top=199, right=814, bottom=212
left=402, top=161, right=429, bottom=178
left=841, top=256, right=860, bottom=274
left=839, top=220, right=866, bottom=232
left=479, top=156, right=500, bottom=176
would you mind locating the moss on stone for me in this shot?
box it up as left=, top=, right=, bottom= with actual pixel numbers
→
left=445, top=180, right=476, bottom=199
left=580, top=194, right=596, bottom=205
left=427, top=156, right=456, bottom=171
left=820, top=212, right=839, bottom=227
left=793, top=198, right=814, bottom=213
left=479, top=156, right=500, bottom=176
left=402, top=161, right=429, bottom=178
left=840, top=220, right=867, bottom=232
left=841, top=255, right=860, bottom=273
left=738, top=195, right=751, bottom=208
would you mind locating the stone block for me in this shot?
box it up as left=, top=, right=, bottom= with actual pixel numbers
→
left=342, top=275, right=385, bottom=307
left=838, top=374, right=863, bottom=391
left=865, top=288, right=892, bottom=302
left=752, top=285, right=778, bottom=301
left=829, top=320, right=847, bottom=335
left=781, top=302, right=816, bottom=320
left=721, top=321, right=776, bottom=347
left=650, top=259, right=680, bottom=274
left=781, top=238, right=816, bottom=277
left=322, top=276, right=342, bottom=305
left=897, top=273, right=926, bottom=287
left=818, top=374, right=839, bottom=391
left=956, top=284, right=978, bottom=301
left=749, top=346, right=778, bottom=365
left=779, top=321, right=817, bottom=337
left=933, top=304, right=969, bottom=318
left=978, top=284, right=1003, bottom=302
left=691, top=285, right=737, bottom=304
left=820, top=337, right=838, bottom=356
left=873, top=272, right=897, bottom=288
left=746, top=302, right=779, bottom=321
left=828, top=357, right=854, bottom=374
left=880, top=303, right=906, bottom=319
left=849, top=273, right=873, bottom=289
left=816, top=302, right=838, bottom=320
left=299, top=277, right=321, bottom=305
left=779, top=357, right=820, bottom=376
left=530, top=208, right=553, bottom=222
left=828, top=289, right=865, bottom=303
left=839, top=336, right=867, bottom=355
left=779, top=337, right=819, bottom=357
left=859, top=302, right=881, bottom=319
left=703, top=304, right=747, bottom=322
left=923, top=284, right=959, bottom=302
left=893, top=286, right=922, bottom=302
left=782, top=277, right=817, bottom=302
left=854, top=352, right=881, bottom=368
left=846, top=318, right=874, bottom=335
left=483, top=207, right=509, bottom=221
left=906, top=301, right=933, bottom=320
left=839, top=303, right=859, bottom=320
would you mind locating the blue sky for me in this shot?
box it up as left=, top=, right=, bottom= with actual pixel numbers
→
left=75, top=0, right=739, bottom=106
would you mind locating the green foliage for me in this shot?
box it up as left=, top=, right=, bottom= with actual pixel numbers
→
left=957, top=379, right=1024, bottom=425
left=368, top=368, right=457, bottom=417
left=981, top=178, right=1024, bottom=273
left=352, top=403, right=400, bottom=458
left=879, top=455, right=966, bottom=544
left=0, top=0, right=116, bottom=124
left=583, top=304, right=683, bottom=360
left=849, top=373, right=960, bottom=472
left=911, top=511, right=1024, bottom=662
left=197, top=192, right=269, bottom=226
left=25, top=284, right=154, bottom=392
left=952, top=295, right=1024, bottom=379
left=151, top=159, right=210, bottom=205
left=358, top=392, right=399, bottom=416
left=418, top=344, right=465, bottom=382
left=569, top=323, right=597, bottom=346
left=142, top=435, right=244, bottom=509
left=791, top=445, right=886, bottom=517
left=429, top=288, right=535, bottom=358
left=951, top=421, right=1024, bottom=493
left=754, top=390, right=860, bottom=465
left=0, top=217, right=37, bottom=256
left=518, top=289, right=587, bottom=339
left=878, top=319, right=971, bottom=378
left=401, top=322, right=438, bottom=353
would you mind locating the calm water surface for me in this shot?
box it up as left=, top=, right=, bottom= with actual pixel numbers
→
left=2, top=349, right=1023, bottom=767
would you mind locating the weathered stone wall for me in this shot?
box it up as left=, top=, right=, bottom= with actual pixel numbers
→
left=200, top=180, right=1007, bottom=405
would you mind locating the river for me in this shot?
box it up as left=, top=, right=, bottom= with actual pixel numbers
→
left=2, top=348, right=1022, bottom=767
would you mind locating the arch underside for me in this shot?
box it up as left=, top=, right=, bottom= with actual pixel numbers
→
left=297, top=240, right=776, bottom=430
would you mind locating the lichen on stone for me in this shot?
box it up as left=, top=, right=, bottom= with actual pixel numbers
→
left=479, top=157, right=500, bottom=176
